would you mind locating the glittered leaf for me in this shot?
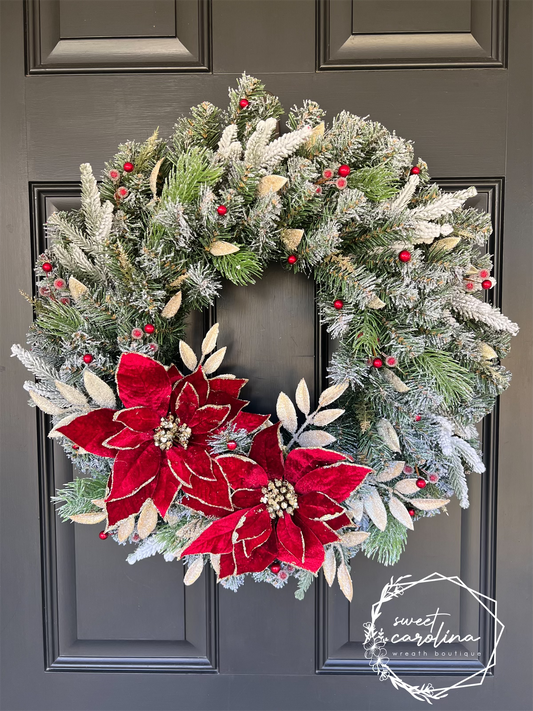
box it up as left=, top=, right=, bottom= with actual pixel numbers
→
left=149, top=157, right=164, bottom=197
left=298, top=430, right=336, bottom=448
left=305, top=121, right=325, bottom=148
left=340, top=530, right=369, bottom=547
left=381, top=368, right=410, bottom=393
left=363, top=488, right=388, bottom=531
left=137, top=499, right=158, bottom=539
left=68, top=276, right=88, bottom=301
left=281, top=228, right=304, bottom=251
left=30, top=391, right=67, bottom=416
left=323, top=547, right=336, bottom=586
left=411, top=498, right=450, bottom=511
left=179, top=341, right=198, bottom=371
left=431, top=236, right=461, bottom=252
left=388, top=495, right=414, bottom=530
left=203, top=347, right=226, bottom=375
left=276, top=391, right=298, bottom=434
left=117, top=515, right=135, bottom=542
left=54, top=380, right=88, bottom=408
left=337, top=560, right=353, bottom=602
left=84, top=370, right=116, bottom=408
left=319, top=381, right=349, bottom=407
left=394, top=479, right=420, bottom=495
left=367, top=295, right=386, bottom=309
left=69, top=511, right=106, bottom=524
left=184, top=556, right=204, bottom=585
left=375, top=461, right=405, bottom=483
left=480, top=343, right=497, bottom=360
left=312, top=408, right=344, bottom=427
left=295, top=378, right=310, bottom=415
left=210, top=553, right=220, bottom=576
left=346, top=498, right=364, bottom=521
left=377, top=418, right=401, bottom=453
left=257, top=175, right=288, bottom=196
left=161, top=290, right=182, bottom=318
left=201, top=323, right=219, bottom=356
left=209, top=241, right=240, bottom=256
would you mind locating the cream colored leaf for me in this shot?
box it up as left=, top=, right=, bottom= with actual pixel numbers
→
left=375, top=461, right=405, bottom=483
left=388, top=495, right=415, bottom=530
left=394, top=479, right=421, bottom=495
left=305, top=121, right=325, bottom=148
left=295, top=378, right=310, bottom=415
left=161, top=290, right=182, bottom=318
left=137, top=500, right=158, bottom=539
left=323, top=547, right=336, bottom=587
left=312, top=408, right=345, bottom=427
left=377, top=418, right=401, bottom=453
left=209, top=240, right=240, bottom=256
left=54, top=380, right=88, bottom=407
left=318, top=380, right=349, bottom=407
left=381, top=368, right=410, bottom=393
left=169, top=272, right=188, bottom=288
left=91, top=499, right=106, bottom=509
left=184, top=556, right=204, bottom=586
left=201, top=323, right=219, bottom=356
left=346, top=499, right=364, bottom=522
left=68, top=276, right=88, bottom=301
left=432, top=236, right=461, bottom=252
left=179, top=340, right=198, bottom=371
left=48, top=413, right=79, bottom=438
left=280, top=228, right=304, bottom=251
left=257, top=175, right=288, bottom=196
left=29, top=391, right=68, bottom=416
left=149, top=157, right=164, bottom=196
left=298, top=430, right=336, bottom=448
left=337, top=561, right=353, bottom=602
left=276, top=391, right=298, bottom=434
left=480, top=343, right=497, bottom=360
left=69, top=511, right=106, bottom=524
left=210, top=553, right=220, bottom=576
left=117, top=516, right=135, bottom=542
left=83, top=370, right=116, bottom=408
left=367, top=295, right=386, bottom=309
left=203, top=347, right=226, bottom=375
left=411, top=498, right=450, bottom=511
left=340, top=531, right=370, bottom=547
left=363, top=488, right=388, bottom=531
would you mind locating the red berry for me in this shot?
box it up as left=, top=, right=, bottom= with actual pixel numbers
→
left=82, top=354, right=94, bottom=364
left=415, top=414, right=422, bottom=422
left=372, top=357, right=383, bottom=368
left=334, top=299, right=344, bottom=310
left=481, top=279, right=492, bottom=290
left=226, top=441, right=237, bottom=451
left=216, top=204, right=227, bottom=216
left=270, top=563, right=281, bottom=574
left=42, top=262, right=53, bottom=273
left=117, top=186, right=129, bottom=198
left=287, top=255, right=298, bottom=265
left=72, top=445, right=79, bottom=451
left=123, top=162, right=134, bottom=173
left=335, top=177, right=348, bottom=190
left=410, top=166, right=421, bottom=175
left=99, top=531, right=108, bottom=540
left=239, top=99, right=249, bottom=109
left=338, top=164, right=351, bottom=177
left=323, top=169, right=333, bottom=180
left=144, top=323, right=155, bottom=334
left=399, top=250, right=412, bottom=263
left=416, top=478, right=427, bottom=489
left=479, top=269, right=490, bottom=279
left=408, top=508, right=416, bottom=518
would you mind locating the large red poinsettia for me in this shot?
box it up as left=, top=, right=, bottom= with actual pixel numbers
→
left=58, top=353, right=268, bottom=527
left=183, top=423, right=371, bottom=577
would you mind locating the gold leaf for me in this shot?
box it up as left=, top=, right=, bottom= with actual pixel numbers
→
left=394, top=479, right=420, bottom=495
left=337, top=561, right=353, bottom=602
left=184, top=556, right=204, bottom=586
left=281, top=228, right=304, bottom=251
left=312, top=408, right=344, bottom=427
left=91, top=499, right=106, bottom=509
left=323, top=547, right=336, bottom=587
left=137, top=499, right=158, bottom=539
left=298, top=430, right=336, bottom=448
left=432, top=236, right=461, bottom=252
left=179, top=340, right=198, bottom=371
left=48, top=413, right=80, bottom=438
left=388, top=495, right=414, bottom=530
left=209, top=240, right=240, bottom=256
left=83, top=370, right=116, bottom=408
left=169, top=272, right=188, bottom=288
left=203, top=347, right=227, bottom=375
left=69, top=511, right=106, bottom=524
left=276, top=391, right=298, bottom=434
left=367, top=295, right=386, bottom=309
left=318, top=380, right=349, bottom=407
left=381, top=368, right=410, bottom=393
left=201, top=323, right=220, bottom=356
left=363, top=488, right=388, bottom=531
left=346, top=498, right=364, bottom=521
left=117, top=516, right=135, bottom=543
left=376, top=418, right=401, bottom=453
left=149, top=157, right=164, bottom=197
left=29, top=391, right=68, bottom=416
left=68, top=276, right=88, bottom=301
left=480, top=342, right=497, bottom=360
left=54, top=380, right=88, bottom=408
left=161, top=290, right=182, bottom=318
left=257, top=175, right=288, bottom=196
left=411, top=498, right=450, bottom=511
left=210, top=553, right=220, bottom=576
left=295, top=378, right=310, bottom=415
left=375, top=461, right=405, bottom=483
left=305, top=121, right=325, bottom=148
left=340, top=531, right=370, bottom=547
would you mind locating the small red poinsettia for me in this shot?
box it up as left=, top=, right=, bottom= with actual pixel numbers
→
left=58, top=353, right=268, bottom=527
left=182, top=423, right=371, bottom=577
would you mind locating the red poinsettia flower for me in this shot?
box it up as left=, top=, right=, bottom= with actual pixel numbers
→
left=182, top=424, right=371, bottom=577
left=58, top=353, right=268, bottom=527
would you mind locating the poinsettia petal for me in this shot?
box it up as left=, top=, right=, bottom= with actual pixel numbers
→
left=116, top=353, right=171, bottom=415
left=181, top=367, right=209, bottom=405
left=248, top=423, right=285, bottom=480
left=167, top=364, right=183, bottom=385
left=181, top=461, right=232, bottom=515
left=207, top=393, right=247, bottom=423
left=209, top=377, right=248, bottom=398
left=232, top=411, right=271, bottom=433
left=232, top=489, right=264, bottom=509
left=173, top=381, right=199, bottom=425
left=300, top=523, right=326, bottom=573
left=217, top=455, right=269, bottom=490
left=152, top=459, right=182, bottom=518
left=106, top=442, right=161, bottom=501
left=182, top=509, right=247, bottom=555
left=219, top=551, right=237, bottom=578
left=190, top=404, right=231, bottom=434
left=103, top=428, right=151, bottom=450
left=114, top=406, right=161, bottom=433
left=284, top=448, right=347, bottom=485
left=297, top=490, right=346, bottom=521
left=57, top=408, right=122, bottom=457
left=230, top=533, right=277, bottom=576
left=182, top=446, right=216, bottom=481
left=106, top=479, right=157, bottom=528
left=276, top=513, right=305, bottom=564
left=233, top=505, right=272, bottom=547
left=295, top=462, right=371, bottom=502
left=165, top=448, right=192, bottom=486
left=294, top=513, right=340, bottom=546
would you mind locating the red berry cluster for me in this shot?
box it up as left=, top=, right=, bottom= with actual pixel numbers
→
left=463, top=268, right=494, bottom=292
left=319, top=164, right=351, bottom=192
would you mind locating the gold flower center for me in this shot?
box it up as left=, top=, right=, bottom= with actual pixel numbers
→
left=260, top=479, right=298, bottom=519
left=153, top=414, right=192, bottom=451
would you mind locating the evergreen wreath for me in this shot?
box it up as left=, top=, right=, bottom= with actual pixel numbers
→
left=12, top=74, right=518, bottom=600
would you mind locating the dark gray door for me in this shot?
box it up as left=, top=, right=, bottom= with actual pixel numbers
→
left=1, top=1, right=531, bottom=709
